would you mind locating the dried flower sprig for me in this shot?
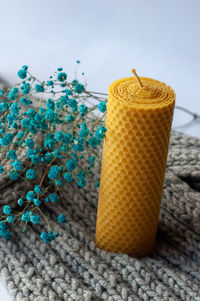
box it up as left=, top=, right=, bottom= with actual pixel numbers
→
left=0, top=62, right=107, bottom=243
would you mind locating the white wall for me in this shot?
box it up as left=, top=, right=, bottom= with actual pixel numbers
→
left=0, top=0, right=200, bottom=137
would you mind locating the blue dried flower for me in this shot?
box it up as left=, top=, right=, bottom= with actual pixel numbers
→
left=57, top=214, right=67, bottom=224
left=21, top=83, right=31, bottom=95
left=0, top=101, right=9, bottom=111
left=18, top=198, right=24, bottom=206
left=35, top=84, right=44, bottom=92
left=26, top=169, right=36, bottom=180
left=12, top=122, right=18, bottom=129
left=77, top=177, right=87, bottom=187
left=0, top=64, right=107, bottom=242
left=7, top=215, right=15, bottom=223
left=40, top=231, right=58, bottom=243
left=40, top=108, right=46, bottom=114
left=98, top=101, right=107, bottom=113
left=31, top=214, right=40, bottom=224
left=26, top=148, right=37, bottom=158
left=74, top=83, right=85, bottom=94
left=53, top=149, right=63, bottom=159
left=67, top=98, right=78, bottom=112
left=6, top=114, right=15, bottom=127
left=49, top=193, right=59, bottom=203
left=46, top=98, right=55, bottom=109
left=66, top=158, right=77, bottom=171
left=0, top=223, right=6, bottom=231
left=0, top=221, right=11, bottom=240
left=21, top=211, right=31, bottom=222
left=11, top=102, right=21, bottom=115
left=45, top=109, right=56, bottom=121
left=47, top=80, right=53, bottom=86
left=61, top=95, right=68, bottom=104
left=88, top=156, right=95, bottom=167
left=95, top=126, right=107, bottom=139
left=21, top=118, right=30, bottom=128
left=27, top=108, right=36, bottom=117
left=79, top=104, right=88, bottom=116
left=79, top=123, right=89, bottom=138
left=42, top=152, right=53, bottom=164
left=25, top=138, right=34, bottom=148
left=9, top=170, right=19, bottom=180
left=0, top=228, right=11, bottom=240
left=55, top=179, right=62, bottom=186
left=34, top=185, right=42, bottom=195
left=57, top=72, right=67, bottom=82
left=8, top=87, right=18, bottom=100
left=3, top=205, right=11, bottom=215
left=88, top=136, right=101, bottom=149
left=11, top=160, right=23, bottom=171
left=72, top=138, right=84, bottom=152
left=22, top=65, right=28, bottom=70
left=20, top=97, right=32, bottom=105
left=44, top=136, right=56, bottom=149
left=18, top=69, right=27, bottom=79
left=26, top=191, right=36, bottom=201
left=63, top=132, right=72, bottom=144
left=65, top=89, right=73, bottom=96
left=66, top=114, right=75, bottom=123
left=0, top=133, right=14, bottom=146
left=48, top=165, right=60, bottom=180
left=71, top=153, right=78, bottom=162
left=63, top=172, right=73, bottom=183
left=30, top=154, right=40, bottom=165
left=55, top=131, right=64, bottom=142
left=33, top=198, right=41, bottom=207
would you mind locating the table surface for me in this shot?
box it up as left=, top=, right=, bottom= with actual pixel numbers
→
left=0, top=0, right=200, bottom=299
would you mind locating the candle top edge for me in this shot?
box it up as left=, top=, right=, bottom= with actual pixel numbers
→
left=108, top=76, right=175, bottom=108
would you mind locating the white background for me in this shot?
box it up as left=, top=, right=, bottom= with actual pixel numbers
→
left=0, top=0, right=200, bottom=299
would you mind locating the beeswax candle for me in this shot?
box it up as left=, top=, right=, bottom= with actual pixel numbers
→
left=95, top=69, right=176, bottom=258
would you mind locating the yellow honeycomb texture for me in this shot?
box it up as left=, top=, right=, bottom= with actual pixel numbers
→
left=95, top=76, right=176, bottom=258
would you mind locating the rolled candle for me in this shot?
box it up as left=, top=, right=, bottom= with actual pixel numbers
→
left=95, top=70, right=176, bottom=258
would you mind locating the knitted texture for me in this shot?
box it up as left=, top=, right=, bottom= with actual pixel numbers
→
left=0, top=131, right=200, bottom=301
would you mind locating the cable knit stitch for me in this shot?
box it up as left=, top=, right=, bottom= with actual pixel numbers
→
left=0, top=131, right=200, bottom=301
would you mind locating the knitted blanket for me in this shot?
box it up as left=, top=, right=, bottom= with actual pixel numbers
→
left=0, top=131, right=200, bottom=301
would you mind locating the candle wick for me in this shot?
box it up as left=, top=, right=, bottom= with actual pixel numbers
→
left=131, top=69, right=143, bottom=88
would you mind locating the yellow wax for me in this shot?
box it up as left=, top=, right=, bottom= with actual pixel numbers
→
left=95, top=74, right=176, bottom=258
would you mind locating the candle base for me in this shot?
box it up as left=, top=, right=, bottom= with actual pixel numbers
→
left=95, top=230, right=157, bottom=258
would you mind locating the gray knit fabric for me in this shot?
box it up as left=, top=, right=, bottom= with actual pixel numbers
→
left=0, top=131, right=200, bottom=301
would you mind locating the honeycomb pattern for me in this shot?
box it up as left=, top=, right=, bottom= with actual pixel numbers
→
left=95, top=76, right=176, bottom=258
